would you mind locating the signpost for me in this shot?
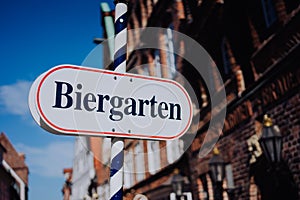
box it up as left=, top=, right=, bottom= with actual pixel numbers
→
left=110, top=1, right=128, bottom=198
left=28, top=1, right=193, bottom=199
left=29, top=64, right=192, bottom=139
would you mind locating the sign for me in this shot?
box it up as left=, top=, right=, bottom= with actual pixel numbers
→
left=170, top=192, right=192, bottom=200
left=29, top=65, right=193, bottom=140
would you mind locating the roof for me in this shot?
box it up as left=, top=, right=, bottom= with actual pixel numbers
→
left=63, top=168, right=73, bottom=174
left=0, top=132, right=29, bottom=185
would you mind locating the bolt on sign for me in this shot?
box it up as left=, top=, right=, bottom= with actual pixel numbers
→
left=29, top=65, right=193, bottom=140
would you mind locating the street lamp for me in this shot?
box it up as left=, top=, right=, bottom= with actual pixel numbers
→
left=172, top=168, right=184, bottom=200
left=259, top=115, right=282, bottom=166
left=209, top=147, right=225, bottom=200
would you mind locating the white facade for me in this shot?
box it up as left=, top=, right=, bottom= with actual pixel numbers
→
left=97, top=183, right=110, bottom=200
left=71, top=136, right=95, bottom=200
left=124, top=148, right=134, bottom=189
left=167, top=139, right=184, bottom=164
left=147, top=141, right=161, bottom=174
left=134, top=141, right=145, bottom=182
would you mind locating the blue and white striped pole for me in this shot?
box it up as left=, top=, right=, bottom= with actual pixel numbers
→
left=110, top=1, right=127, bottom=200
left=109, top=138, right=124, bottom=200
left=113, top=0, right=128, bottom=73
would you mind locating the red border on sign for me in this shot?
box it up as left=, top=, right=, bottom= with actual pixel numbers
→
left=36, top=65, right=193, bottom=140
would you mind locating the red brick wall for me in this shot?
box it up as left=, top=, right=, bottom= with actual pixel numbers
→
left=220, top=121, right=255, bottom=199
left=190, top=93, right=300, bottom=199
left=271, top=93, right=300, bottom=197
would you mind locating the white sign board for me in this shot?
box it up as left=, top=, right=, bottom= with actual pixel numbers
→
left=29, top=65, right=193, bottom=140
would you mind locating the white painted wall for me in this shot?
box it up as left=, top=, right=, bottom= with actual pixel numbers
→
left=71, top=137, right=95, bottom=200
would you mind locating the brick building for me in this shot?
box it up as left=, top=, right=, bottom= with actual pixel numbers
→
left=68, top=0, right=300, bottom=199
left=0, top=133, right=29, bottom=200
left=101, top=0, right=300, bottom=199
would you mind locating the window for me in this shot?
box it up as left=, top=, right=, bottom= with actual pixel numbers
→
left=167, top=139, right=184, bottom=164
left=165, top=27, right=177, bottom=79
left=154, top=50, right=162, bottom=78
left=249, top=0, right=278, bottom=41
left=124, top=150, right=134, bottom=188
left=221, top=38, right=232, bottom=78
left=225, top=164, right=235, bottom=189
left=261, top=0, right=277, bottom=27
left=156, top=27, right=177, bottom=79
left=134, top=142, right=145, bottom=182
left=196, top=165, right=234, bottom=200
left=183, top=0, right=193, bottom=23
left=147, top=141, right=161, bottom=174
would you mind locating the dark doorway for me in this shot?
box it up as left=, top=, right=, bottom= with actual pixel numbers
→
left=250, top=155, right=298, bottom=200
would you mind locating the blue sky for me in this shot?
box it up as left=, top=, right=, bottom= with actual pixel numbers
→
left=0, top=0, right=114, bottom=199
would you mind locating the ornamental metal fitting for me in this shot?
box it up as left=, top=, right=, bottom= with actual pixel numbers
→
left=213, top=147, right=220, bottom=155
left=263, top=114, right=273, bottom=127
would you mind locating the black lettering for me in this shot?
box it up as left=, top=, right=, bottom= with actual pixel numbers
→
left=52, top=82, right=184, bottom=122
left=53, top=81, right=73, bottom=109
left=138, top=99, right=149, bottom=116
left=124, top=98, right=137, bottom=116
left=74, top=84, right=82, bottom=110
left=158, top=102, right=168, bottom=119
left=150, top=96, right=158, bottom=118
left=96, top=94, right=110, bottom=112
left=83, top=93, right=97, bottom=111
left=110, top=96, right=124, bottom=121
left=169, top=103, right=181, bottom=120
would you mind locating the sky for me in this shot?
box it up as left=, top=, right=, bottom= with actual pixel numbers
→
left=0, top=0, right=114, bottom=199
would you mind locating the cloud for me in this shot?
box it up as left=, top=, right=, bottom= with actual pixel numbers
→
left=0, top=81, right=32, bottom=116
left=16, top=141, right=74, bottom=178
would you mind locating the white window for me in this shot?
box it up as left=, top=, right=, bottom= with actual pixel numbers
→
left=167, top=139, right=184, bottom=164
left=225, top=164, right=235, bottom=189
left=165, top=28, right=176, bottom=79
left=155, top=26, right=176, bottom=79
left=147, top=141, right=161, bottom=174
left=134, top=141, right=145, bottom=182
left=154, top=50, right=162, bottom=78
left=124, top=150, right=134, bottom=188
